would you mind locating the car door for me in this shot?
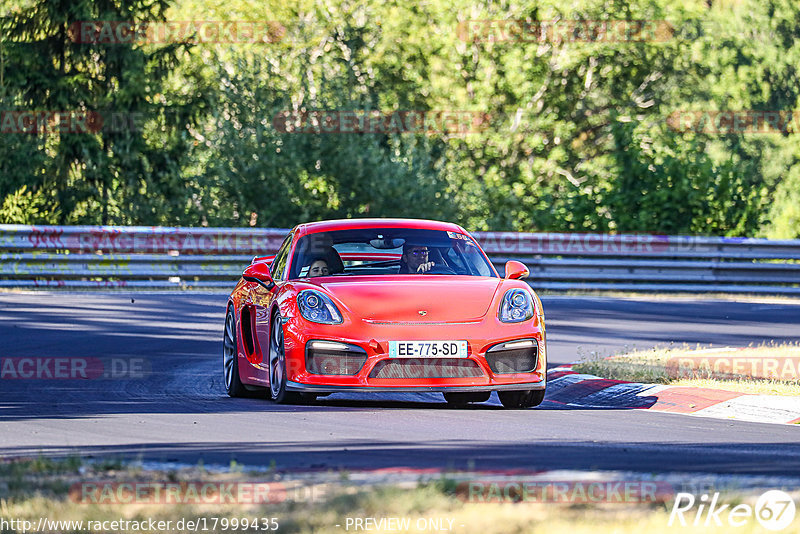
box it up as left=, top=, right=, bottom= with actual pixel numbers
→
left=239, top=231, right=293, bottom=385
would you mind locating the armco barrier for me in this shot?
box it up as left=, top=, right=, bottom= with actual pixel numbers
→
left=0, top=225, right=799, bottom=293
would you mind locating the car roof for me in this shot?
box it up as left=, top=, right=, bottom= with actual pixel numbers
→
left=293, top=218, right=468, bottom=237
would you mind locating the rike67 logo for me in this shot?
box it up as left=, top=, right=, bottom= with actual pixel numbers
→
left=669, top=490, right=796, bottom=531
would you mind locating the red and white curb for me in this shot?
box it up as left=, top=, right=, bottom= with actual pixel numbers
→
left=546, top=366, right=800, bottom=425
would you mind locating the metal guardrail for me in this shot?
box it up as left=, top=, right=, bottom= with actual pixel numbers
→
left=1, top=224, right=799, bottom=294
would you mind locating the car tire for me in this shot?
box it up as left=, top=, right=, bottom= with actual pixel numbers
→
left=498, top=388, right=546, bottom=409
left=223, top=305, right=248, bottom=398
left=527, top=388, right=546, bottom=407
left=268, top=312, right=303, bottom=404
left=443, top=392, right=491, bottom=406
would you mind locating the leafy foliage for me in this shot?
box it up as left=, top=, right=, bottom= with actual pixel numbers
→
left=1, top=0, right=799, bottom=236
left=0, top=0, right=201, bottom=224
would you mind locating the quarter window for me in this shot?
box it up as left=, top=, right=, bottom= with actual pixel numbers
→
left=271, top=233, right=293, bottom=281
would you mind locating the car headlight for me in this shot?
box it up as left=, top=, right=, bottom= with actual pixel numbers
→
left=498, top=288, right=534, bottom=323
left=297, top=290, right=343, bottom=324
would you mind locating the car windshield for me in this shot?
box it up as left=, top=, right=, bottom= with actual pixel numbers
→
left=288, top=228, right=497, bottom=279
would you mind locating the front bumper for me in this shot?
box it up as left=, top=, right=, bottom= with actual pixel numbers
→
left=286, top=380, right=545, bottom=393
left=281, top=316, right=547, bottom=393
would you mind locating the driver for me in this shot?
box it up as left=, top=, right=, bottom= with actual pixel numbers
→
left=308, top=259, right=329, bottom=277
left=398, top=244, right=435, bottom=273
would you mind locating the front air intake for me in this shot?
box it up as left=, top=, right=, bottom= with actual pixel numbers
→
left=305, top=341, right=367, bottom=376
left=369, top=358, right=484, bottom=379
left=485, top=339, right=538, bottom=374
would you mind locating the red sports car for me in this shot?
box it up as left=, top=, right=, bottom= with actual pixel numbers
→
left=223, top=218, right=547, bottom=408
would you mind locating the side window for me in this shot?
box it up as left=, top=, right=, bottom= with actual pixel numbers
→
left=271, top=233, right=293, bottom=281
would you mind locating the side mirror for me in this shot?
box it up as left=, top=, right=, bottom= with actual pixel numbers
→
left=251, top=254, right=275, bottom=266
left=504, top=260, right=529, bottom=280
left=242, top=262, right=275, bottom=290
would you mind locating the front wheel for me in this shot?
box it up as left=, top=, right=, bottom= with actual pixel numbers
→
left=268, top=313, right=302, bottom=404
left=498, top=388, right=546, bottom=409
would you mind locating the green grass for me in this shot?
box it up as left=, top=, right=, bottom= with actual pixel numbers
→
left=573, top=343, right=800, bottom=396
left=0, top=458, right=792, bottom=534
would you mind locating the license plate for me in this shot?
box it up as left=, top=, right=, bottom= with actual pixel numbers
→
left=388, top=340, right=468, bottom=358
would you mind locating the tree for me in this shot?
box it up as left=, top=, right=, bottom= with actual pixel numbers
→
left=0, top=0, right=200, bottom=225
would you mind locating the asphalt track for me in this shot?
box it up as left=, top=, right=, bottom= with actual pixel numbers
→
left=1, top=293, right=799, bottom=476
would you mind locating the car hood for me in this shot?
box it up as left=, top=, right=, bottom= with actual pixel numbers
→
left=316, top=276, right=502, bottom=322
